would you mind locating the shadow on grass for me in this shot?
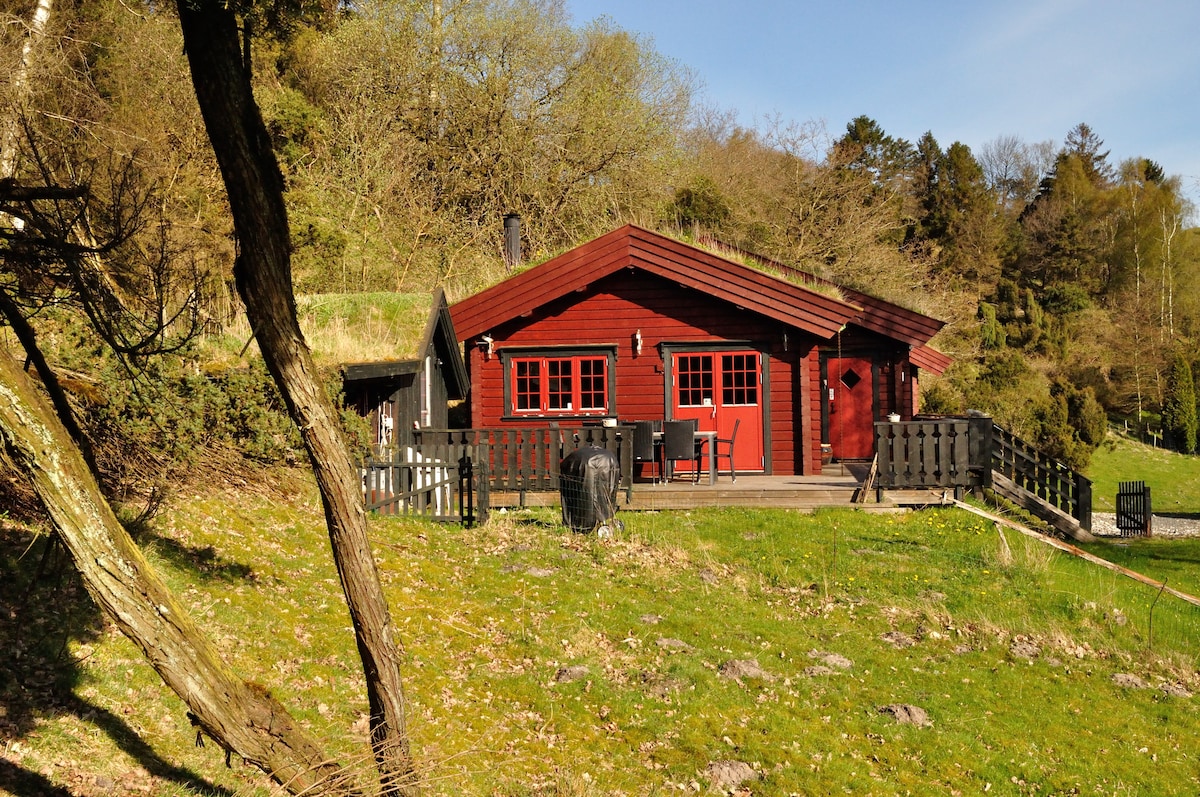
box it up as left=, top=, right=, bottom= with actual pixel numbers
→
left=140, top=530, right=256, bottom=583
left=0, top=758, right=77, bottom=797
left=1109, top=545, right=1200, bottom=569
left=0, top=526, right=234, bottom=796
left=510, top=514, right=562, bottom=531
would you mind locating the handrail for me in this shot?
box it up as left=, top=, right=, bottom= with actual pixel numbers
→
left=875, top=415, right=1091, bottom=531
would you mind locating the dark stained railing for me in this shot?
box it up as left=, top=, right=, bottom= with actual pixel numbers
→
left=990, top=423, right=1092, bottom=532
left=874, top=418, right=974, bottom=490
left=875, top=413, right=1092, bottom=531
left=413, top=425, right=634, bottom=502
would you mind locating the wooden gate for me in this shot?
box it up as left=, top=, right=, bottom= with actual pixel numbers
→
left=363, top=443, right=488, bottom=526
left=1116, top=481, right=1152, bottom=537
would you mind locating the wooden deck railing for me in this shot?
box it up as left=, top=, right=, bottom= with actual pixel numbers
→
left=874, top=418, right=977, bottom=490
left=989, top=424, right=1092, bottom=531
left=875, top=413, right=1092, bottom=531
left=413, top=425, right=634, bottom=501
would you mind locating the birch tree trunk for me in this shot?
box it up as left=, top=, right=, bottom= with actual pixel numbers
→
left=0, top=0, right=53, bottom=181
left=0, top=348, right=359, bottom=795
left=175, top=2, right=416, bottom=793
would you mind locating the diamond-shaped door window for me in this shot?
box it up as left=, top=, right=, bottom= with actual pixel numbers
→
left=840, top=368, right=862, bottom=390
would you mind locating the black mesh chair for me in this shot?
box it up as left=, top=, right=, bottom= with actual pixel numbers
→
left=713, top=418, right=739, bottom=482
left=661, top=419, right=701, bottom=483
left=631, top=420, right=660, bottom=483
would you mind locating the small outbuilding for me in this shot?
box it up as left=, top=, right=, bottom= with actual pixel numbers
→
left=341, top=288, right=469, bottom=448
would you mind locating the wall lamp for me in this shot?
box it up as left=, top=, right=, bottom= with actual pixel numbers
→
left=633, top=329, right=643, bottom=356
left=480, top=334, right=494, bottom=358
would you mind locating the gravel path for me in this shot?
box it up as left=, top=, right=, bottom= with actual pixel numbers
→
left=1091, top=512, right=1200, bottom=538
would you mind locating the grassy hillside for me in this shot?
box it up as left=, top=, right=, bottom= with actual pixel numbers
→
left=1088, top=432, right=1200, bottom=514
left=201, top=293, right=433, bottom=369
left=4, top=479, right=1200, bottom=796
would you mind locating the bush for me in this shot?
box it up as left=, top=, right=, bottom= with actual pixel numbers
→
left=74, top=352, right=312, bottom=502
left=980, top=350, right=1028, bottom=389
left=978, top=303, right=1006, bottom=350
left=1033, top=392, right=1091, bottom=470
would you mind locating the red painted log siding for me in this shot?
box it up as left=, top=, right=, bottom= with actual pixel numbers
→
left=877, top=360, right=896, bottom=418
left=767, top=341, right=794, bottom=474
left=905, top=365, right=920, bottom=417
left=466, top=270, right=825, bottom=475
left=801, top=347, right=822, bottom=474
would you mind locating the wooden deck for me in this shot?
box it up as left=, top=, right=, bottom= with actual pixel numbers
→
left=491, top=464, right=954, bottom=512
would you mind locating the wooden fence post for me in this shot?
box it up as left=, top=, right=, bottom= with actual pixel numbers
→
left=1074, top=473, right=1092, bottom=531
left=966, top=411, right=993, bottom=490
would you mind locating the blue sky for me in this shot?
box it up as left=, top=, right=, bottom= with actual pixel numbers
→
left=566, top=0, right=1200, bottom=209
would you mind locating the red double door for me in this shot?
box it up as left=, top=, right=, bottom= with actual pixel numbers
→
left=670, top=350, right=764, bottom=474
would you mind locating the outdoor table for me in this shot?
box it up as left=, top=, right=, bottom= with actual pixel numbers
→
left=654, top=429, right=717, bottom=485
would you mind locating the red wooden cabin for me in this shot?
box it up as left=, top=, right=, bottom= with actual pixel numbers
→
left=449, top=225, right=949, bottom=476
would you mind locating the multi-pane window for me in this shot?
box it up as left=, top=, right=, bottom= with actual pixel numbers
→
left=514, top=359, right=542, bottom=411
left=676, top=354, right=714, bottom=407
left=578, top=358, right=607, bottom=410
left=721, top=353, right=758, bottom=406
left=509, top=354, right=609, bottom=415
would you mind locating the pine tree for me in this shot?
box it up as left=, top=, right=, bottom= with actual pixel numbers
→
left=1162, top=351, right=1198, bottom=454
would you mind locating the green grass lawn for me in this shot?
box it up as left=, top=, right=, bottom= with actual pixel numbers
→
left=5, top=478, right=1200, bottom=796
left=1087, top=432, right=1200, bottom=514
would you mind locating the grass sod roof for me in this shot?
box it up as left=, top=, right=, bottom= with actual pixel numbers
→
left=296, top=292, right=433, bottom=366
left=198, top=292, right=434, bottom=371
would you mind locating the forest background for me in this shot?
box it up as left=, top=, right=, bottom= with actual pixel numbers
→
left=3, top=0, right=1200, bottom=496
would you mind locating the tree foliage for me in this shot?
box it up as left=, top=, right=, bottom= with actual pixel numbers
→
left=280, top=0, right=692, bottom=292
left=1162, top=350, right=1198, bottom=454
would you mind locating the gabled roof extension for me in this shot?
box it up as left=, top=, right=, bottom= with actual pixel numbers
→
left=910, top=345, right=952, bottom=376
left=450, top=225, right=861, bottom=341
left=343, top=288, right=469, bottom=400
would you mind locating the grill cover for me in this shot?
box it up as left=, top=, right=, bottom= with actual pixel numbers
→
left=559, top=446, right=620, bottom=533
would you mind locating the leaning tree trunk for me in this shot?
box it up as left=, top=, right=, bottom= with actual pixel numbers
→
left=0, top=347, right=359, bottom=795
left=175, top=2, right=415, bottom=793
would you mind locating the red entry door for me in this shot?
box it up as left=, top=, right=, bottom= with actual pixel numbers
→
left=826, top=355, right=875, bottom=460
left=672, top=351, right=764, bottom=473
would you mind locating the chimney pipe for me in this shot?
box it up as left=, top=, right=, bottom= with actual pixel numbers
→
left=503, top=213, right=521, bottom=269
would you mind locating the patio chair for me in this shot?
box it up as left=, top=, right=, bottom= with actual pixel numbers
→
left=631, top=420, right=660, bottom=483
left=661, top=419, right=702, bottom=483
left=712, top=418, right=739, bottom=482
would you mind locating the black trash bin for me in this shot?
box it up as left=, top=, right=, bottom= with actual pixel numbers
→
left=559, top=446, right=621, bottom=535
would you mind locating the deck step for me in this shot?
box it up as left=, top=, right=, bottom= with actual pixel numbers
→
left=489, top=487, right=864, bottom=511
left=627, top=487, right=859, bottom=510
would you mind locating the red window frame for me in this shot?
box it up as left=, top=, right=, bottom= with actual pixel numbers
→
left=509, top=354, right=609, bottom=415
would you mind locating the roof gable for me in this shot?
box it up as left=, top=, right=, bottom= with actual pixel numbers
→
left=450, top=225, right=860, bottom=340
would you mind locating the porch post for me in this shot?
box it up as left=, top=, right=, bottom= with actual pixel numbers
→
left=966, top=410, right=994, bottom=491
